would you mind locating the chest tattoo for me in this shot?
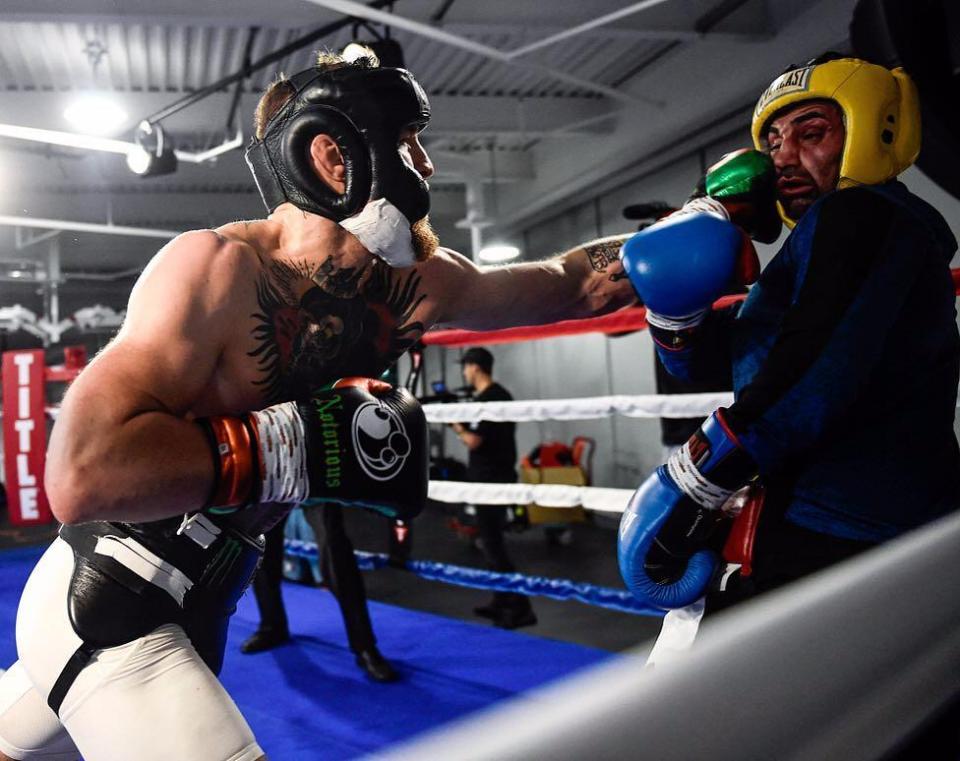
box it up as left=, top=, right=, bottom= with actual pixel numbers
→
left=248, top=257, right=426, bottom=403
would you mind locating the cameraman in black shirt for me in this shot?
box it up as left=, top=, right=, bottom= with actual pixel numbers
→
left=451, top=348, right=536, bottom=630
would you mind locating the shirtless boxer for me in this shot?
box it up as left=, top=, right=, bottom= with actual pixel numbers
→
left=0, top=51, right=635, bottom=761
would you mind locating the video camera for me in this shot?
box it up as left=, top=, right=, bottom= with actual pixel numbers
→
left=418, top=380, right=474, bottom=405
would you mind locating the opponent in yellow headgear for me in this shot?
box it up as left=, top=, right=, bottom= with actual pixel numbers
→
left=751, top=57, right=921, bottom=226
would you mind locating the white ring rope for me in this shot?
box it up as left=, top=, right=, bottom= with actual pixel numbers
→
left=10, top=392, right=959, bottom=425
left=13, top=392, right=957, bottom=518
left=424, top=392, right=733, bottom=423
left=428, top=480, right=633, bottom=514
left=424, top=390, right=960, bottom=424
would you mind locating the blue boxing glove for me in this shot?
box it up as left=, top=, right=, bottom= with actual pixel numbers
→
left=621, top=148, right=775, bottom=332
left=620, top=200, right=750, bottom=333
left=618, top=409, right=757, bottom=609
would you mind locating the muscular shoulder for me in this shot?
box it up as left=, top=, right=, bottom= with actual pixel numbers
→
left=216, top=219, right=277, bottom=251
left=125, top=230, right=260, bottom=332
left=141, top=230, right=257, bottom=292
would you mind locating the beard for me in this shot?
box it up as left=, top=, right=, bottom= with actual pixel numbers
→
left=780, top=193, right=818, bottom=222
left=777, top=163, right=840, bottom=223
left=411, top=216, right=439, bottom=261
left=777, top=175, right=823, bottom=222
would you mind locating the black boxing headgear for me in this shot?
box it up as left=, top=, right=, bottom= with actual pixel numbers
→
left=245, top=65, right=431, bottom=225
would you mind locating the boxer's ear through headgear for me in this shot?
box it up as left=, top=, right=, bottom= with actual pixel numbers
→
left=245, top=66, right=430, bottom=225
left=280, top=105, right=371, bottom=219
left=246, top=64, right=432, bottom=267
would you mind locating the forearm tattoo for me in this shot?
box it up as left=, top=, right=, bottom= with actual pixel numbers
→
left=584, top=239, right=628, bottom=282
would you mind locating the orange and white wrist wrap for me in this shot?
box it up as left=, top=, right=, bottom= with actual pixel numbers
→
left=200, top=402, right=310, bottom=511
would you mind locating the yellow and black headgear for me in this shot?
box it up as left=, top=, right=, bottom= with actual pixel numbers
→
left=751, top=57, right=922, bottom=226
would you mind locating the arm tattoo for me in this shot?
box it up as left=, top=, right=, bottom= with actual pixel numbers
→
left=584, top=239, right=629, bottom=282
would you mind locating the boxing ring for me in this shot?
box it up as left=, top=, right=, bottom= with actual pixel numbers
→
left=281, top=388, right=743, bottom=619
left=370, top=272, right=960, bottom=759
left=1, top=270, right=959, bottom=758
left=280, top=270, right=960, bottom=630
left=375, top=509, right=960, bottom=761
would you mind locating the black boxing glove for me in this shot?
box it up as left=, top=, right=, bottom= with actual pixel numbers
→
left=198, top=378, right=428, bottom=520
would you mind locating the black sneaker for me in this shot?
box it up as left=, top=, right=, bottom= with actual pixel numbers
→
left=494, top=607, right=537, bottom=630
left=355, top=648, right=400, bottom=683
left=473, top=603, right=502, bottom=620
left=240, top=628, right=290, bottom=654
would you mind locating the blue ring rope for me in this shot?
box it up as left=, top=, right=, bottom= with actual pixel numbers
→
left=285, top=539, right=663, bottom=617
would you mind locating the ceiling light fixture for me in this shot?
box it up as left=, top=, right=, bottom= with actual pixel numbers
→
left=63, top=95, right=128, bottom=136
left=126, top=121, right=178, bottom=178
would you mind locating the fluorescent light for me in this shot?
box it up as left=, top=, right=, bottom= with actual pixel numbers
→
left=478, top=244, right=521, bottom=263
left=0, top=122, right=240, bottom=168
left=63, top=95, right=128, bottom=136
left=0, top=123, right=132, bottom=154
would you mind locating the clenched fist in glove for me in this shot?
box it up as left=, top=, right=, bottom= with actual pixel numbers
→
left=618, top=409, right=757, bottom=609
left=619, top=149, right=778, bottom=356
left=692, top=148, right=782, bottom=244
left=198, top=377, right=428, bottom=520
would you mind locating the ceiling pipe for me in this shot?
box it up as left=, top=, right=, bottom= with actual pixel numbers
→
left=438, top=22, right=761, bottom=44
left=175, top=131, right=245, bottom=164
left=612, top=0, right=762, bottom=88
left=0, top=214, right=181, bottom=240
left=454, top=173, right=493, bottom=261
left=0, top=123, right=244, bottom=165
left=303, top=0, right=662, bottom=107
left=505, top=0, right=675, bottom=59
left=37, top=237, right=74, bottom=345
left=64, top=268, right=144, bottom=282
left=14, top=227, right=60, bottom=251
left=143, top=0, right=395, bottom=126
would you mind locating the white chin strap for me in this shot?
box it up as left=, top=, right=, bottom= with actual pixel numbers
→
left=339, top=197, right=417, bottom=268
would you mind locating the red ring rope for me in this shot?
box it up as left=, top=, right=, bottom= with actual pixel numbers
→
left=423, top=268, right=960, bottom=348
